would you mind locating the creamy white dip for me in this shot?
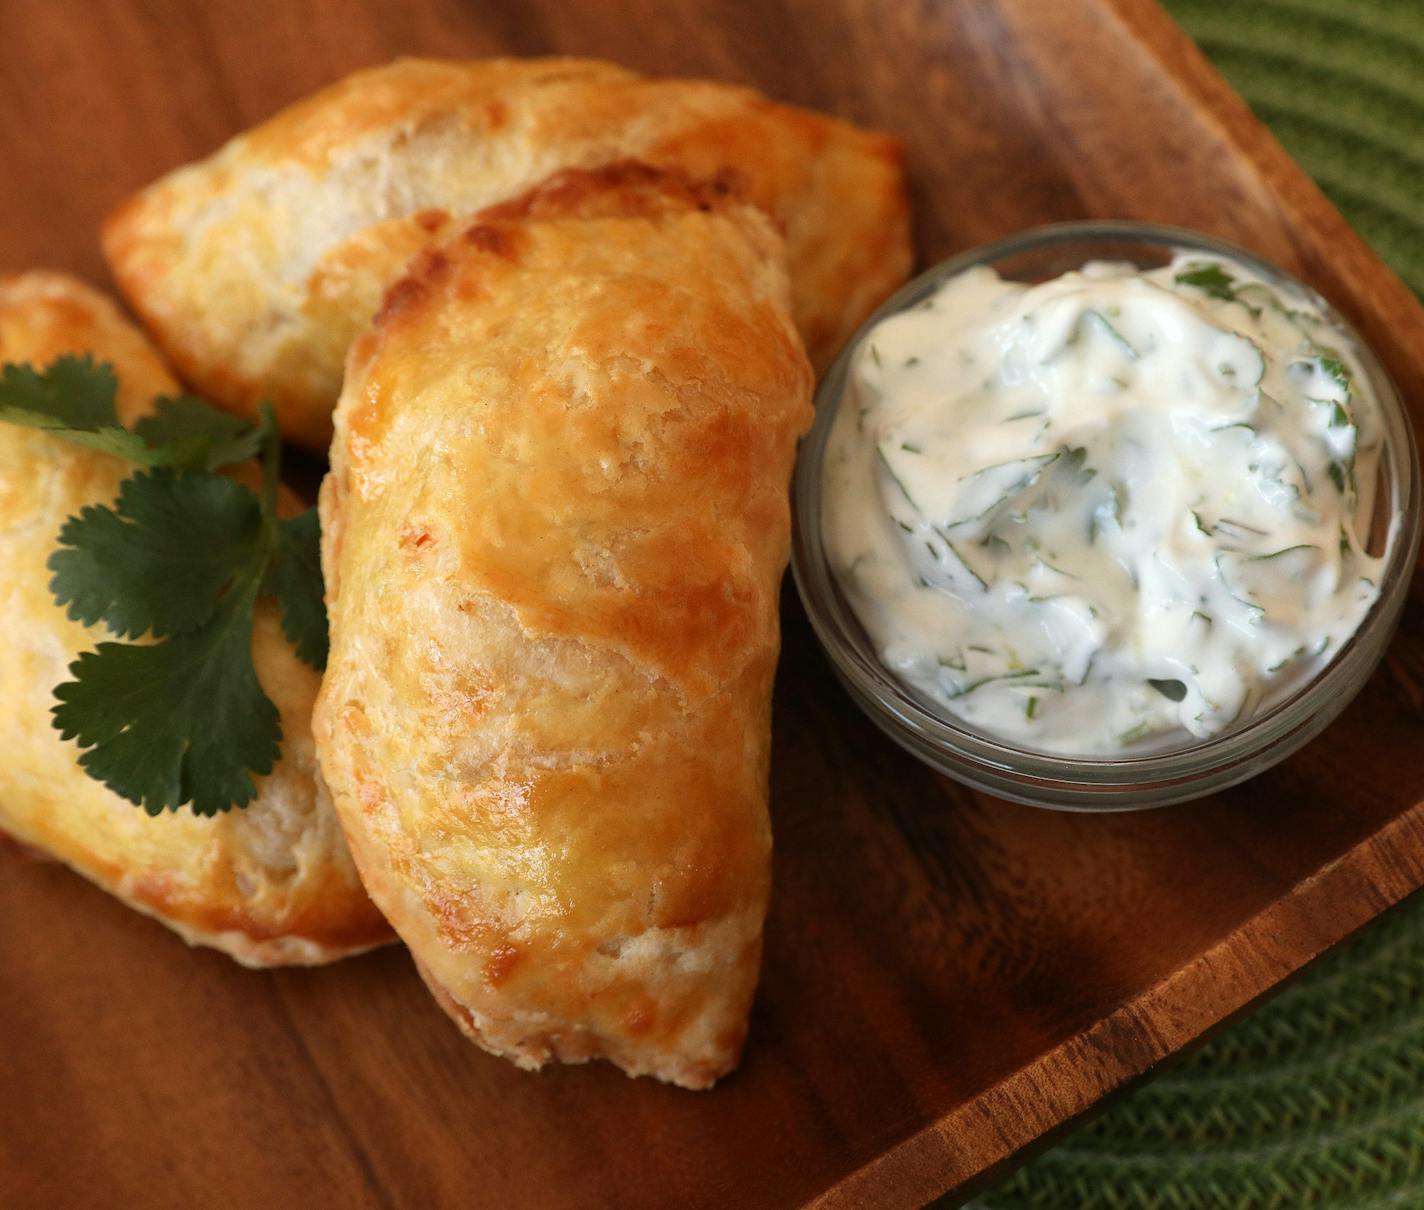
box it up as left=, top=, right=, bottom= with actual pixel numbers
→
left=822, top=253, right=1386, bottom=754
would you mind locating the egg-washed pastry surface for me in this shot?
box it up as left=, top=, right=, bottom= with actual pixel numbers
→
left=0, top=272, right=391, bottom=967
left=102, top=55, right=908, bottom=450
left=314, top=164, right=814, bottom=1088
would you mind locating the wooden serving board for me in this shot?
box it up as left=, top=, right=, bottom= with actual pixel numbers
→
left=3, top=1, right=1423, bottom=1207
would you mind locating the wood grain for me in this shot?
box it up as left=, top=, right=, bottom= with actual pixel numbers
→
left=2, top=1, right=1423, bottom=1207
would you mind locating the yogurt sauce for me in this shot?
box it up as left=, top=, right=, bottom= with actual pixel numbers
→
left=822, top=253, right=1386, bottom=754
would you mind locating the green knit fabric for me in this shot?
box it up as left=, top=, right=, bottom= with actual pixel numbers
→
left=965, top=2, right=1424, bottom=1206
left=1164, top=0, right=1424, bottom=299
left=966, top=897, right=1424, bottom=1208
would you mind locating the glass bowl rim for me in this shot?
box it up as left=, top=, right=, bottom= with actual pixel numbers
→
left=790, top=219, right=1423, bottom=799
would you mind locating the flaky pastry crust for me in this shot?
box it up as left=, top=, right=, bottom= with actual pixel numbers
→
left=102, top=55, right=908, bottom=450
left=313, top=165, right=814, bottom=1087
left=0, top=272, right=391, bottom=966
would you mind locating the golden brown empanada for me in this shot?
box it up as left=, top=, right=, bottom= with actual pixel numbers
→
left=0, top=271, right=391, bottom=966
left=313, top=165, right=813, bottom=1087
left=102, top=56, right=908, bottom=451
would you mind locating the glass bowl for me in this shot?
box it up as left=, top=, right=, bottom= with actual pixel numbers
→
left=791, top=221, right=1422, bottom=810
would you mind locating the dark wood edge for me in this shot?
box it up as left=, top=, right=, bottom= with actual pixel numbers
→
left=931, top=881, right=1424, bottom=1209
left=813, top=805, right=1424, bottom=1209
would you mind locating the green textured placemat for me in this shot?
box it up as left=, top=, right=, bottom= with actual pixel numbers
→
left=965, top=2, right=1424, bottom=1206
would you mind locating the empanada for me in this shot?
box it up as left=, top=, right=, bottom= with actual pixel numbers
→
left=0, top=272, right=391, bottom=966
left=102, top=56, right=908, bottom=450
left=313, top=165, right=813, bottom=1087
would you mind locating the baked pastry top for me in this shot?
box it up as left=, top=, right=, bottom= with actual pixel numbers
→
left=103, top=56, right=909, bottom=450
left=0, top=271, right=392, bottom=966
left=314, top=164, right=814, bottom=1087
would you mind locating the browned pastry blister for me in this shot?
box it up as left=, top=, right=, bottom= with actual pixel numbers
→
left=313, top=164, right=815, bottom=1087
left=102, top=56, right=909, bottom=451
left=0, top=272, right=392, bottom=966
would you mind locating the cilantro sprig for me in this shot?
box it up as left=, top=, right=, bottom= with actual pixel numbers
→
left=0, top=356, right=264, bottom=471
left=0, top=355, right=327, bottom=816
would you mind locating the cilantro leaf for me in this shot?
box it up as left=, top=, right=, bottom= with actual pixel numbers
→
left=0, top=356, right=161, bottom=463
left=133, top=396, right=266, bottom=471
left=264, top=508, right=329, bottom=669
left=0, top=354, right=119, bottom=429
left=1175, top=263, right=1236, bottom=301
left=48, top=470, right=263, bottom=639
left=51, top=589, right=281, bottom=816
left=1, top=356, right=266, bottom=471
